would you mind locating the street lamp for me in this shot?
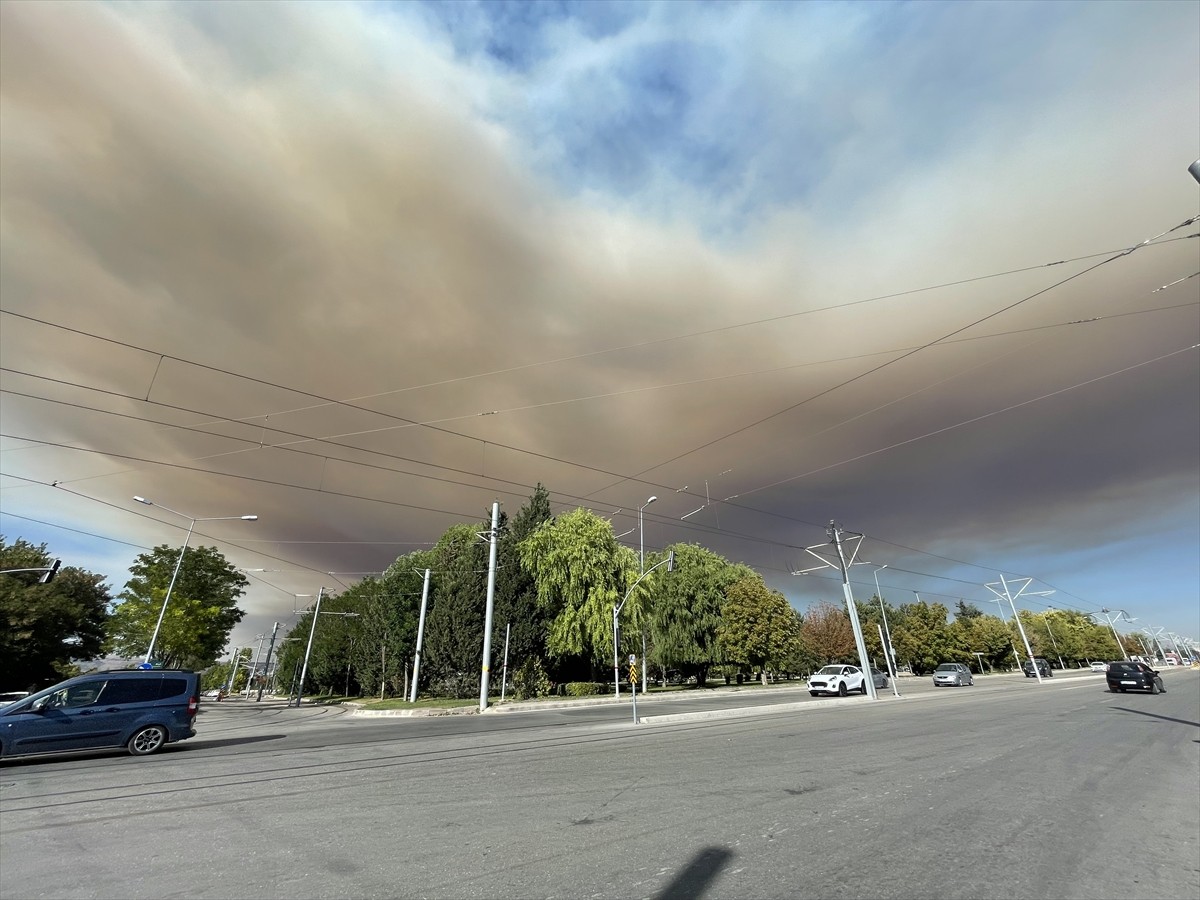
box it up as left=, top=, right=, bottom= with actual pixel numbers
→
left=871, top=565, right=900, bottom=697
left=133, top=496, right=257, bottom=666
left=638, top=496, right=657, bottom=691
left=613, top=551, right=674, bottom=702
left=638, top=496, right=657, bottom=572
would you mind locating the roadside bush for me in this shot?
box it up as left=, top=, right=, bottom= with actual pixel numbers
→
left=564, top=681, right=607, bottom=697
left=428, top=671, right=475, bottom=699
left=511, top=657, right=551, bottom=701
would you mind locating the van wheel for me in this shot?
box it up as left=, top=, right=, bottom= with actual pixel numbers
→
left=128, top=725, right=168, bottom=756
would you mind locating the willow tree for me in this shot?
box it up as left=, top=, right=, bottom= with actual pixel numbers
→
left=649, top=543, right=751, bottom=686
left=518, top=507, right=638, bottom=680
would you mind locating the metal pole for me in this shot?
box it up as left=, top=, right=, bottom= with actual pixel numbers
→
left=1042, top=616, right=1066, bottom=669
left=1003, top=576, right=1042, bottom=683
left=872, top=566, right=899, bottom=695
left=877, top=624, right=900, bottom=697
left=145, top=517, right=196, bottom=664
left=479, top=502, right=499, bottom=712
left=829, top=523, right=877, bottom=700
left=1101, top=610, right=1129, bottom=660
left=224, top=647, right=239, bottom=694
left=245, top=634, right=266, bottom=698
left=294, top=587, right=325, bottom=707
left=613, top=606, right=621, bottom=701
left=638, top=497, right=655, bottom=694
left=500, top=623, right=511, bottom=703
left=256, top=622, right=280, bottom=701
left=410, top=568, right=430, bottom=702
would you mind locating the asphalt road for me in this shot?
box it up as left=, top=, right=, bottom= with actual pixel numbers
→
left=1, top=669, right=1197, bottom=899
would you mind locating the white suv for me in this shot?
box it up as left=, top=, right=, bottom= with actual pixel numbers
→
left=807, top=665, right=866, bottom=697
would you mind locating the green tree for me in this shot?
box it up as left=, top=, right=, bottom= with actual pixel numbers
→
left=717, top=574, right=803, bottom=686
left=950, top=614, right=1015, bottom=671
left=0, top=537, right=110, bottom=689
left=649, top=543, right=750, bottom=686
left=353, top=558, right=431, bottom=698
left=106, top=543, right=248, bottom=669
left=891, top=600, right=954, bottom=674
left=492, top=485, right=554, bottom=680
left=422, top=523, right=489, bottom=697
left=955, top=601, right=984, bottom=620
left=519, top=507, right=638, bottom=678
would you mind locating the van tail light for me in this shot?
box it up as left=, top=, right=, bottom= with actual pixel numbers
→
left=187, top=695, right=198, bottom=717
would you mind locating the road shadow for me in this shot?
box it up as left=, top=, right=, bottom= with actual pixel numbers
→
left=1112, top=707, right=1199, bottom=728
left=653, top=846, right=733, bottom=900
left=178, top=734, right=288, bottom=750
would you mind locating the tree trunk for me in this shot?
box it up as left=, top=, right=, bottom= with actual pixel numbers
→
left=760, top=669, right=769, bottom=687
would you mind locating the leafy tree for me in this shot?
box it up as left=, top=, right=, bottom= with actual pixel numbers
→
left=891, top=600, right=954, bottom=674
left=106, top=543, right=248, bottom=669
left=801, top=600, right=856, bottom=664
left=353, top=558, right=431, bottom=698
left=717, top=574, right=803, bottom=686
left=422, top=523, right=489, bottom=697
left=955, top=601, right=984, bottom=620
left=519, top=507, right=639, bottom=679
left=492, top=485, right=554, bottom=679
left=203, top=648, right=250, bottom=692
left=949, top=614, right=1016, bottom=671
left=649, top=543, right=751, bottom=686
left=0, top=537, right=110, bottom=689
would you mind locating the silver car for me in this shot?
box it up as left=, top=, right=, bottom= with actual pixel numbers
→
left=932, top=663, right=974, bottom=687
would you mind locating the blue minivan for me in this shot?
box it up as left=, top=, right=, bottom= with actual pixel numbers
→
left=0, top=669, right=200, bottom=760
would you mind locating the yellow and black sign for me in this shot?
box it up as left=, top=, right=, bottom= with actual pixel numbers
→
left=628, top=664, right=638, bottom=684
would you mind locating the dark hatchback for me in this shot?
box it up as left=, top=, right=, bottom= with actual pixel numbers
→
left=0, top=669, right=200, bottom=760
left=1105, top=661, right=1166, bottom=694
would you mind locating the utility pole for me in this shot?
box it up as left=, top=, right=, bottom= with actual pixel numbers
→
left=798, top=522, right=876, bottom=700
left=410, top=568, right=431, bottom=702
left=985, top=576, right=1054, bottom=683
left=224, top=647, right=240, bottom=695
left=256, top=622, right=280, bottom=701
left=295, top=588, right=326, bottom=706
left=245, top=633, right=267, bottom=698
left=479, top=502, right=500, bottom=712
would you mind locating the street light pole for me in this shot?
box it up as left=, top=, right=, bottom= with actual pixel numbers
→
left=613, top=551, right=674, bottom=701
left=133, top=496, right=257, bottom=665
left=638, top=496, right=656, bottom=693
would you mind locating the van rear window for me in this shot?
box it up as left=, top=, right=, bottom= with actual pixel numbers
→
left=159, top=678, right=189, bottom=699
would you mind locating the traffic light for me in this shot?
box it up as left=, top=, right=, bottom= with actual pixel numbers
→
left=38, top=559, right=61, bottom=584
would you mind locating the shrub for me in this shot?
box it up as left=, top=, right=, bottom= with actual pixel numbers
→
left=564, top=681, right=607, bottom=697
left=511, top=658, right=552, bottom=701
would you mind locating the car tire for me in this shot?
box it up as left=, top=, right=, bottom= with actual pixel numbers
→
left=1150, top=680, right=1162, bottom=694
left=128, top=725, right=168, bottom=756
left=838, top=682, right=847, bottom=697
left=1109, top=685, right=1119, bottom=692
left=809, top=691, right=818, bottom=697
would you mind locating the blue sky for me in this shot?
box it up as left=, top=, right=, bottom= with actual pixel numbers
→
left=1, top=0, right=1196, bottom=657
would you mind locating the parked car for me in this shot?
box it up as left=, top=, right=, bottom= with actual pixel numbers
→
left=0, top=692, right=31, bottom=709
left=1089, top=661, right=1108, bottom=672
left=932, top=663, right=974, bottom=687
left=870, top=668, right=889, bottom=689
left=0, top=669, right=200, bottom=760
left=1022, top=657, right=1052, bottom=678
left=1105, top=661, right=1166, bottom=694
left=807, top=665, right=866, bottom=697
